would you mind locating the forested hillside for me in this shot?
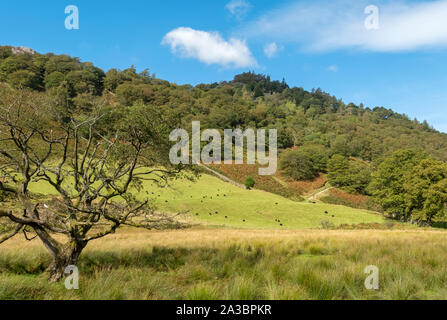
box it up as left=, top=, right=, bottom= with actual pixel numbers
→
left=1, top=45, right=447, bottom=225
left=1, top=45, right=446, bottom=161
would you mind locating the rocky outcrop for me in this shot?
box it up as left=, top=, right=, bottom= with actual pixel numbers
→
left=11, top=46, right=36, bottom=55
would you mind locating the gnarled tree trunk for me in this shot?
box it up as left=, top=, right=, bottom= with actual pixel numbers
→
left=47, top=240, right=87, bottom=283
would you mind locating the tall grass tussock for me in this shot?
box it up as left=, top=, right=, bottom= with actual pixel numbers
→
left=1, top=228, right=447, bottom=300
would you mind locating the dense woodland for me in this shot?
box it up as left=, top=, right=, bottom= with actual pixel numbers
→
left=1, top=45, right=447, bottom=224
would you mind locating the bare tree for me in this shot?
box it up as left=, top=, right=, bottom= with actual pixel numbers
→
left=0, top=89, right=186, bottom=282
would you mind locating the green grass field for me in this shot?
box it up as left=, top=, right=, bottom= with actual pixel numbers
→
left=145, top=174, right=386, bottom=229
left=28, top=172, right=385, bottom=229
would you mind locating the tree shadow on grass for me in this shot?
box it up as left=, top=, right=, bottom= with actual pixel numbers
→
left=79, top=246, right=194, bottom=273
left=0, top=246, right=195, bottom=276
left=1, top=244, right=267, bottom=278
left=431, top=222, right=447, bottom=229
left=79, top=244, right=265, bottom=274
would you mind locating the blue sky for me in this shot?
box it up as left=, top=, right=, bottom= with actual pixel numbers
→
left=1, top=0, right=447, bottom=132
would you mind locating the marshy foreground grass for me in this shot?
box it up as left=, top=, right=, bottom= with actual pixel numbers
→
left=1, top=228, right=447, bottom=300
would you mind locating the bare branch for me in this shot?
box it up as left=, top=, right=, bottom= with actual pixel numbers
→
left=0, top=224, right=23, bottom=245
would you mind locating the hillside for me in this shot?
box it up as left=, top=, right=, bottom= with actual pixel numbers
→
left=1, top=45, right=447, bottom=163
left=26, top=171, right=385, bottom=229
left=135, top=174, right=387, bottom=229
left=1, top=46, right=447, bottom=225
left=209, top=162, right=327, bottom=200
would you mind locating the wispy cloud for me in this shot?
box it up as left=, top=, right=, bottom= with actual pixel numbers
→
left=240, top=0, right=447, bottom=52
left=327, top=65, right=339, bottom=72
left=264, top=42, right=283, bottom=58
left=162, top=27, right=257, bottom=68
left=226, top=0, right=252, bottom=19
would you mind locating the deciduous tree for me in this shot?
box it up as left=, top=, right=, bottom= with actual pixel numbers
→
left=0, top=88, right=186, bottom=282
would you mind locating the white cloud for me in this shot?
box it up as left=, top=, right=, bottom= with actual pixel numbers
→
left=327, top=65, right=339, bottom=72
left=162, top=27, right=257, bottom=68
left=264, top=42, right=283, bottom=58
left=226, top=0, right=252, bottom=19
left=241, top=0, right=447, bottom=52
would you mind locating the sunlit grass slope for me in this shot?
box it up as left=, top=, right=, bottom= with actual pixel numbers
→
left=27, top=172, right=384, bottom=229
left=138, top=174, right=385, bottom=229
